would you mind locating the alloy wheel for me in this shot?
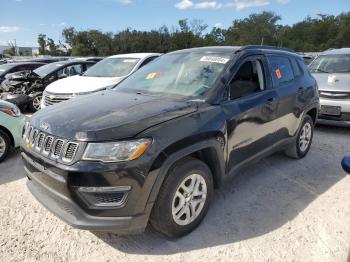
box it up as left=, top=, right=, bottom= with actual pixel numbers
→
left=32, top=96, right=42, bottom=111
left=299, top=122, right=312, bottom=152
left=0, top=135, right=7, bottom=158
left=172, top=173, right=207, bottom=226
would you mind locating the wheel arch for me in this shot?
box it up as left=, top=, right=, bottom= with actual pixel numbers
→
left=147, top=136, right=226, bottom=205
left=0, top=125, right=14, bottom=147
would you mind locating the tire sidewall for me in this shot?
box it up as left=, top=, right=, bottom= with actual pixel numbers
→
left=151, top=158, right=213, bottom=237
left=296, top=115, right=314, bottom=158
left=0, top=130, right=11, bottom=162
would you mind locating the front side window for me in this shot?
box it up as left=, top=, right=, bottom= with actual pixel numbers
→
left=268, top=56, right=294, bottom=85
left=116, top=52, right=233, bottom=98
left=229, top=60, right=265, bottom=100
left=57, top=64, right=83, bottom=78
left=309, top=54, right=350, bottom=73
left=83, top=58, right=140, bottom=77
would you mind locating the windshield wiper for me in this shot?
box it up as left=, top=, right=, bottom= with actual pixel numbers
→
left=312, top=68, right=330, bottom=73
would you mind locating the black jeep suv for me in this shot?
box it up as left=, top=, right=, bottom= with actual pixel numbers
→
left=21, top=46, right=319, bottom=237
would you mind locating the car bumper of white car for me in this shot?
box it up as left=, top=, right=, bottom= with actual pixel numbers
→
left=318, top=97, right=350, bottom=127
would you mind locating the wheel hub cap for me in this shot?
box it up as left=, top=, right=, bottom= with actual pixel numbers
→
left=299, top=122, right=312, bottom=152
left=172, top=173, right=207, bottom=226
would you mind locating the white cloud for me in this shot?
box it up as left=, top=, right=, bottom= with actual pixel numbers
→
left=0, top=26, right=20, bottom=33
left=276, top=0, right=289, bottom=4
left=214, top=22, right=223, bottom=27
left=175, top=0, right=270, bottom=10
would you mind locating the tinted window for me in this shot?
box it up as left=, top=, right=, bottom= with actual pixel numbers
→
left=268, top=56, right=294, bottom=84
left=229, top=60, right=265, bottom=100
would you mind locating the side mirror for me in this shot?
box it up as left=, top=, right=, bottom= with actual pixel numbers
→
left=341, top=156, right=350, bottom=174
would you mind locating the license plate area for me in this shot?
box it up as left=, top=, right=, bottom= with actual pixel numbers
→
left=320, top=105, right=341, bottom=116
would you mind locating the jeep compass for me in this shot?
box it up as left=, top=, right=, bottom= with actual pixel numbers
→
left=21, top=46, right=319, bottom=237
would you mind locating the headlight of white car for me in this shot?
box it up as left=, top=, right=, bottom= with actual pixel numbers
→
left=82, top=138, right=152, bottom=162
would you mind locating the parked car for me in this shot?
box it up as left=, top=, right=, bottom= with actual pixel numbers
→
left=309, top=48, right=350, bottom=126
left=0, top=62, right=46, bottom=85
left=342, top=156, right=350, bottom=174
left=41, top=53, right=161, bottom=108
left=21, top=46, right=319, bottom=237
left=0, top=59, right=97, bottom=112
left=0, top=100, right=25, bottom=162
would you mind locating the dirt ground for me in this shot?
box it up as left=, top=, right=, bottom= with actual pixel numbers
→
left=0, top=125, right=349, bottom=262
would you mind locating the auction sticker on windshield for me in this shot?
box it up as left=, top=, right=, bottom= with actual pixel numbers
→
left=200, top=56, right=229, bottom=64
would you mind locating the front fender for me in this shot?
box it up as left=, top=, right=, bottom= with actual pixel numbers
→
left=147, top=138, right=225, bottom=205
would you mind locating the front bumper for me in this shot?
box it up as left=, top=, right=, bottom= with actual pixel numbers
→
left=21, top=148, right=158, bottom=233
left=318, top=97, right=350, bottom=127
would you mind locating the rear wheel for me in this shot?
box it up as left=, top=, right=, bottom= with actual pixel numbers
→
left=285, top=114, right=314, bottom=159
left=0, top=130, right=11, bottom=163
left=29, top=94, right=42, bottom=112
left=150, top=157, right=213, bottom=238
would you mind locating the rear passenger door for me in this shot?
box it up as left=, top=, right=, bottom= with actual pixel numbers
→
left=266, top=55, right=304, bottom=139
left=222, top=55, right=280, bottom=172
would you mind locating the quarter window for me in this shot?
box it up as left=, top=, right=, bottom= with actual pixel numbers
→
left=268, top=56, right=294, bottom=84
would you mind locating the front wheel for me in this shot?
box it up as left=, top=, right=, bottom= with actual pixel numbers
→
left=150, top=157, right=213, bottom=238
left=29, top=94, right=42, bottom=112
left=285, top=114, right=314, bottom=159
left=0, top=130, right=11, bottom=163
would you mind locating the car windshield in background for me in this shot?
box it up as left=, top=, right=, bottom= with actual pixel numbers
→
left=33, top=62, right=64, bottom=78
left=116, top=52, right=232, bottom=97
left=0, top=64, right=15, bottom=75
left=309, top=54, right=350, bottom=73
left=83, top=58, right=140, bottom=77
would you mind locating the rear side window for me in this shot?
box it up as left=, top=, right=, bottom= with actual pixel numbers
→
left=268, top=56, right=294, bottom=85
left=291, top=58, right=302, bottom=77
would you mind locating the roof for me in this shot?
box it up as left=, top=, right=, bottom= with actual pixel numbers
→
left=107, top=53, right=162, bottom=59
left=321, top=48, right=350, bottom=55
left=1, top=61, right=45, bottom=67
left=171, top=46, right=240, bottom=54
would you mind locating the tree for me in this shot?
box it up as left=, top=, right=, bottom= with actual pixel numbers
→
left=38, top=34, right=47, bottom=55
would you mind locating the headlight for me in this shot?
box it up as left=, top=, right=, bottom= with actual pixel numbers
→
left=82, top=138, right=151, bottom=162
left=0, top=104, right=21, bottom=117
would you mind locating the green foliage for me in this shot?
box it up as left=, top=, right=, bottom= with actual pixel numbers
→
left=38, top=12, right=350, bottom=56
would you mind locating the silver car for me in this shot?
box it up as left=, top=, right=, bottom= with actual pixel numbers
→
left=310, top=48, right=350, bottom=126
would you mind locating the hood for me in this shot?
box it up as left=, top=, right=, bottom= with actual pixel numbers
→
left=31, top=90, right=198, bottom=141
left=312, top=73, right=350, bottom=92
left=45, top=75, right=125, bottom=94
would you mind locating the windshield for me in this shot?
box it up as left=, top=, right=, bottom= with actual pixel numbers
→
left=83, top=57, right=140, bottom=77
left=34, top=62, right=64, bottom=78
left=116, top=52, right=232, bottom=98
left=309, top=54, right=350, bottom=73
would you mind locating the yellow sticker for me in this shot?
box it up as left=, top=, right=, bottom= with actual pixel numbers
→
left=146, top=72, right=157, bottom=80
left=26, top=143, right=33, bottom=148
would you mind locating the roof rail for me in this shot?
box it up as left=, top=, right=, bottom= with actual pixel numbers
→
left=238, top=45, right=296, bottom=53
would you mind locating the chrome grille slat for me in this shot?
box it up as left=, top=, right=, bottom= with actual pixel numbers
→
left=44, top=92, right=74, bottom=107
left=23, top=124, right=79, bottom=163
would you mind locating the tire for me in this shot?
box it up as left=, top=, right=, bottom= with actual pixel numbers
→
left=0, top=130, right=11, bottom=163
left=28, top=94, right=42, bottom=112
left=285, top=114, right=314, bottom=159
left=150, top=157, right=214, bottom=238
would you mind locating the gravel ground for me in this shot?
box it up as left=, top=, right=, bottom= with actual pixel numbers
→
left=0, top=125, right=349, bottom=262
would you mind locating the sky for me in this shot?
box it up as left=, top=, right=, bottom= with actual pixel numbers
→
left=0, top=0, right=349, bottom=47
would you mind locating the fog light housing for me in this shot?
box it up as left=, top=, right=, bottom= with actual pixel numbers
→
left=77, top=186, right=131, bottom=208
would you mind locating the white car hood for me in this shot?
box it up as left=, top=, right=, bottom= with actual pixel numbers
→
left=45, top=75, right=125, bottom=94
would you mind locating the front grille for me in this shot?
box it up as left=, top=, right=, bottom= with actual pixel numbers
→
left=79, top=191, right=127, bottom=207
left=319, top=91, right=350, bottom=99
left=23, top=124, right=79, bottom=163
left=44, top=92, right=74, bottom=107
